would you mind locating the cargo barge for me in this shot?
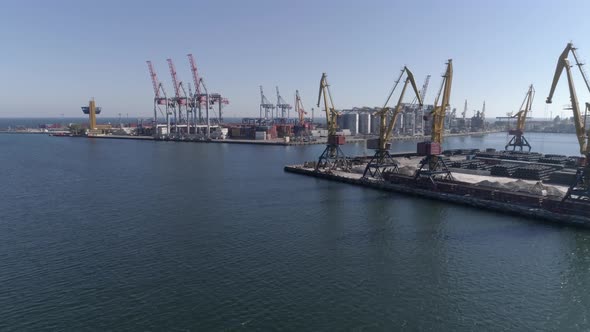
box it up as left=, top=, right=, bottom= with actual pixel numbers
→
left=284, top=164, right=590, bottom=228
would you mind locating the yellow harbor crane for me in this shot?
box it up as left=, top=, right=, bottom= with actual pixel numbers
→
left=363, top=66, right=423, bottom=178
left=315, top=73, right=349, bottom=171
left=295, top=90, right=307, bottom=126
left=505, top=84, right=535, bottom=151
left=546, top=42, right=590, bottom=202
left=415, top=59, right=454, bottom=183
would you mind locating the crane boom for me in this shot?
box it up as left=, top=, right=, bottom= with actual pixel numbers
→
left=147, top=61, right=160, bottom=98
left=570, top=44, right=590, bottom=95
left=167, top=58, right=181, bottom=99
left=431, top=59, right=453, bottom=143
left=187, top=54, right=202, bottom=96
left=462, top=99, right=467, bottom=119
left=318, top=73, right=338, bottom=136
left=420, top=75, right=431, bottom=101
left=377, top=67, right=422, bottom=147
left=546, top=44, right=587, bottom=155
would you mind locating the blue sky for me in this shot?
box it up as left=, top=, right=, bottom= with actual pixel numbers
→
left=1, top=0, right=589, bottom=119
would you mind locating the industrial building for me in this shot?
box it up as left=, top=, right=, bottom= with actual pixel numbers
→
left=338, top=104, right=434, bottom=137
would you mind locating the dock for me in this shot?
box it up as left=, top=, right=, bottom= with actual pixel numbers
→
left=46, top=130, right=500, bottom=146
left=284, top=164, right=590, bottom=228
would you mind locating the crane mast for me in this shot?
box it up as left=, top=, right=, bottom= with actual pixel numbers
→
left=315, top=73, right=349, bottom=171
left=546, top=42, right=590, bottom=202
left=505, top=84, right=534, bottom=151
left=167, top=59, right=183, bottom=103
left=364, top=66, right=423, bottom=178
left=187, top=54, right=202, bottom=97
left=147, top=61, right=161, bottom=100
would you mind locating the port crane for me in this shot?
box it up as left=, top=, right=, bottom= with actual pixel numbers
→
left=209, top=93, right=229, bottom=124
left=363, top=66, right=423, bottom=178
left=315, top=73, right=349, bottom=171
left=259, top=86, right=275, bottom=123
left=546, top=42, right=590, bottom=202
left=146, top=60, right=170, bottom=136
left=187, top=54, right=228, bottom=128
left=187, top=53, right=207, bottom=129
left=415, top=59, right=454, bottom=183
left=413, top=75, right=430, bottom=135
left=505, top=84, right=535, bottom=151
left=167, top=58, right=189, bottom=135
left=275, top=86, right=292, bottom=123
left=295, top=90, right=307, bottom=125
left=481, top=101, right=486, bottom=131
left=461, top=99, right=468, bottom=132
left=450, top=107, right=457, bottom=119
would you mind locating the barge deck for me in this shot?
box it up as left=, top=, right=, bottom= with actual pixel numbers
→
left=284, top=165, right=590, bottom=228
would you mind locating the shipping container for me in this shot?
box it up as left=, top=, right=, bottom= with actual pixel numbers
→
left=417, top=142, right=442, bottom=156
left=328, top=135, right=346, bottom=145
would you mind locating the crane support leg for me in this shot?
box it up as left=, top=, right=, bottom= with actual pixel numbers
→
left=316, top=144, right=350, bottom=172
left=505, top=135, right=532, bottom=151
left=414, top=155, right=454, bottom=186
left=363, top=150, right=399, bottom=179
left=562, top=166, right=590, bottom=202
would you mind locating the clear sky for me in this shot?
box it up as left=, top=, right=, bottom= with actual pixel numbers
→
left=1, top=0, right=590, bottom=119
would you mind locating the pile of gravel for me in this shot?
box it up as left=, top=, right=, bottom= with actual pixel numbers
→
left=397, top=165, right=417, bottom=177
left=476, top=179, right=563, bottom=197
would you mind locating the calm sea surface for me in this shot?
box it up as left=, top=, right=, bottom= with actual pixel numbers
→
left=1, top=130, right=589, bottom=331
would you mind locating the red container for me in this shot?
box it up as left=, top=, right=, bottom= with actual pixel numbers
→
left=417, top=141, right=441, bottom=156
left=328, top=135, right=346, bottom=145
